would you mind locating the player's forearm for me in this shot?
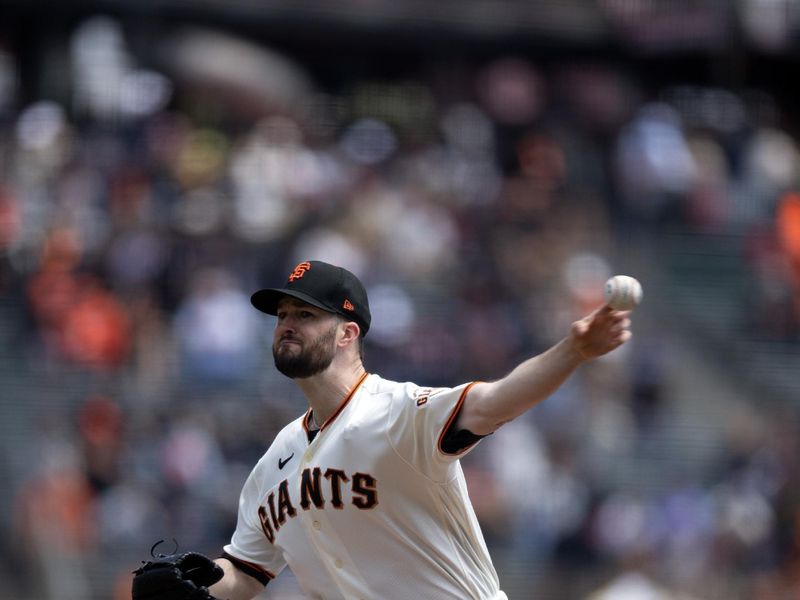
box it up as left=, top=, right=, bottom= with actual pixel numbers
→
left=458, top=303, right=632, bottom=436
left=458, top=336, right=584, bottom=436
left=210, top=558, right=265, bottom=600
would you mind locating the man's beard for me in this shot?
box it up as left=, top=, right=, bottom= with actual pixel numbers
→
left=273, top=324, right=337, bottom=379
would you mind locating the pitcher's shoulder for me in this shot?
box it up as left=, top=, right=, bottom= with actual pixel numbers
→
left=363, top=373, right=421, bottom=401
left=251, top=413, right=306, bottom=468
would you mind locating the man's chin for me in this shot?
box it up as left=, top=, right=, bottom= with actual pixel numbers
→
left=273, top=352, right=334, bottom=379
left=274, top=361, right=318, bottom=379
left=274, top=353, right=311, bottom=378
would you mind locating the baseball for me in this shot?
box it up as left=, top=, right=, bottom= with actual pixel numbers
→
left=603, top=275, right=643, bottom=310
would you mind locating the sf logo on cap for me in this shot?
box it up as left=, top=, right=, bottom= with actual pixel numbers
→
left=288, top=262, right=312, bottom=282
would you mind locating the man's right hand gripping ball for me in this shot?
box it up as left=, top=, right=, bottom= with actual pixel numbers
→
left=132, top=549, right=224, bottom=600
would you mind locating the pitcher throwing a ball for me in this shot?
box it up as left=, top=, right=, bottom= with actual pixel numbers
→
left=132, top=261, right=636, bottom=600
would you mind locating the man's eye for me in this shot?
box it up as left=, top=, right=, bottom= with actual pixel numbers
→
left=301, top=311, right=313, bottom=319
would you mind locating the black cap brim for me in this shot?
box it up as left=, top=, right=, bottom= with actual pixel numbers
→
left=250, top=288, right=336, bottom=316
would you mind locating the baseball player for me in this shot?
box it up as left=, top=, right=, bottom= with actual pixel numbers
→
left=132, top=260, right=632, bottom=600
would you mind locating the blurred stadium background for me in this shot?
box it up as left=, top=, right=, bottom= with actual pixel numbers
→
left=1, top=0, right=800, bottom=598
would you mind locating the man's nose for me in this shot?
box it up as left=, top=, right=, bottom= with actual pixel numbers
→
left=276, top=317, right=296, bottom=334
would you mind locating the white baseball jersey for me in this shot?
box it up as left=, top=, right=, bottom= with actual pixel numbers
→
left=223, top=372, right=507, bottom=600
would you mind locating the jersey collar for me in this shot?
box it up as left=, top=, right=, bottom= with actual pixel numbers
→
left=303, top=371, right=370, bottom=437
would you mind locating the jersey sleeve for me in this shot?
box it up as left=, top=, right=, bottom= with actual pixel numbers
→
left=222, top=462, right=286, bottom=581
left=386, top=381, right=483, bottom=480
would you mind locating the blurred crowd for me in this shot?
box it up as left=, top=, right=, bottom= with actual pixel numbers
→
left=1, top=13, right=800, bottom=600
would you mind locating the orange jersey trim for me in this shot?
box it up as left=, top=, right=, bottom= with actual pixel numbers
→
left=437, top=381, right=481, bottom=456
left=322, top=371, right=369, bottom=430
left=302, top=372, right=370, bottom=437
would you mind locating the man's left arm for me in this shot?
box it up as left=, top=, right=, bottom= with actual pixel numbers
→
left=456, top=305, right=632, bottom=436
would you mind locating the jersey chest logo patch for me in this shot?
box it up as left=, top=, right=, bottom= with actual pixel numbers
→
left=278, top=452, right=294, bottom=470
left=257, top=467, right=378, bottom=544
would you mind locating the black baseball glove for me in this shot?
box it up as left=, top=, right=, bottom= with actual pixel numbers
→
left=132, top=541, right=224, bottom=600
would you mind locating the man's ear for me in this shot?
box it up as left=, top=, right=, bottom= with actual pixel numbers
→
left=337, top=321, right=362, bottom=347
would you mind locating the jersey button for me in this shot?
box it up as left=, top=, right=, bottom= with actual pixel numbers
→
left=312, top=520, right=321, bottom=530
left=334, top=559, right=343, bottom=569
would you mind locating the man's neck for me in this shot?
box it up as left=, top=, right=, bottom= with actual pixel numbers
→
left=295, top=361, right=367, bottom=426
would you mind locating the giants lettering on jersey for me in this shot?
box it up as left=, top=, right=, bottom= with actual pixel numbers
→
left=257, top=467, right=378, bottom=544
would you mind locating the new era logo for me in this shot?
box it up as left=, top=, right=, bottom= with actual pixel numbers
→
left=342, top=299, right=354, bottom=311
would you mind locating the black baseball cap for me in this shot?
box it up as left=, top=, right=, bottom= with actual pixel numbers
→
left=251, top=260, right=371, bottom=335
